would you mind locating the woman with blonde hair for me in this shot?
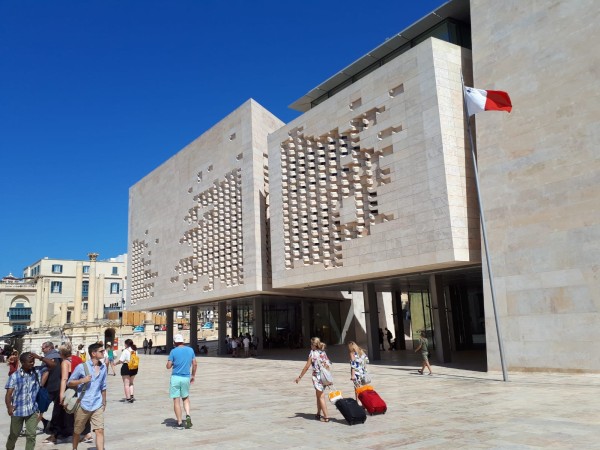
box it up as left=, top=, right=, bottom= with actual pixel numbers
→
left=58, top=344, right=93, bottom=444
left=294, top=337, right=332, bottom=422
left=347, top=341, right=370, bottom=387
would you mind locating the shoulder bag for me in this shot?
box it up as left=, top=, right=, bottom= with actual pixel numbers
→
left=317, top=354, right=334, bottom=387
left=62, top=363, right=90, bottom=414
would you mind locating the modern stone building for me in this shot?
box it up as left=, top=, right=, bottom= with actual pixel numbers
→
left=128, top=0, right=600, bottom=373
left=128, top=100, right=347, bottom=348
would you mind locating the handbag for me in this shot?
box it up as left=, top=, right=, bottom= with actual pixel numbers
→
left=318, top=356, right=334, bottom=387
left=62, top=363, right=90, bottom=414
left=33, top=372, right=51, bottom=413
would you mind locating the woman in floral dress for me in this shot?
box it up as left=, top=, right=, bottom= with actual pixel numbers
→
left=348, top=341, right=370, bottom=388
left=294, top=337, right=332, bottom=422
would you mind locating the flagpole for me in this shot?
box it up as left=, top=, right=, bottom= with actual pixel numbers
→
left=461, top=73, right=509, bottom=382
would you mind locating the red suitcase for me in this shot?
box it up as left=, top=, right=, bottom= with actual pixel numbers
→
left=358, top=389, right=387, bottom=415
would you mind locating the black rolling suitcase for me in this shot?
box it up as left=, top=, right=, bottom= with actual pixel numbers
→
left=335, top=398, right=367, bottom=425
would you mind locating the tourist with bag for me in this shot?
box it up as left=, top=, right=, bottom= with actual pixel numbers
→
left=67, top=343, right=107, bottom=450
left=115, top=339, right=138, bottom=403
left=348, top=341, right=371, bottom=389
left=294, top=337, right=332, bottom=423
left=59, top=343, right=94, bottom=444
left=34, top=342, right=62, bottom=444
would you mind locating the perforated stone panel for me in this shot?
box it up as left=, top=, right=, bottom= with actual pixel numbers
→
left=130, top=237, right=157, bottom=305
left=269, top=39, right=480, bottom=289
left=279, top=116, right=395, bottom=270
left=128, top=99, right=284, bottom=309
left=174, top=169, right=244, bottom=292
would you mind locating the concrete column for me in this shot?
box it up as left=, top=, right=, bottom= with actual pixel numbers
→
left=60, top=303, right=68, bottom=325
left=189, top=306, right=198, bottom=354
left=73, top=262, right=83, bottom=324
left=33, top=279, right=43, bottom=329
left=231, top=304, right=238, bottom=338
left=363, top=283, right=381, bottom=361
left=301, top=300, right=310, bottom=348
left=253, top=297, right=263, bottom=351
left=430, top=274, right=451, bottom=363
left=96, top=274, right=105, bottom=321
left=41, top=279, right=50, bottom=326
left=217, top=302, right=227, bottom=355
left=392, top=290, right=406, bottom=350
left=87, top=254, right=98, bottom=324
left=166, top=309, right=174, bottom=353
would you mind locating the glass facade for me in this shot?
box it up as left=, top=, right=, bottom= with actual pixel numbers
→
left=263, top=301, right=301, bottom=348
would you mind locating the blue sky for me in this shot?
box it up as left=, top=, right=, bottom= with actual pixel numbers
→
left=0, top=0, right=444, bottom=277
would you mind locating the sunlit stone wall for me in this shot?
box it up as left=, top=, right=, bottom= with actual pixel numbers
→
left=128, top=100, right=284, bottom=309
left=269, top=39, right=480, bottom=289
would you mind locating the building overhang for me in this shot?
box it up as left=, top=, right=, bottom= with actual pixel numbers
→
left=289, top=0, right=470, bottom=112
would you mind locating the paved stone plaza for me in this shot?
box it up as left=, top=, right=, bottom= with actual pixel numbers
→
left=2, top=349, right=599, bottom=449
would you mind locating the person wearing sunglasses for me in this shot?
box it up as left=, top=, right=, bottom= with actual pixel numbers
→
left=67, top=343, right=107, bottom=450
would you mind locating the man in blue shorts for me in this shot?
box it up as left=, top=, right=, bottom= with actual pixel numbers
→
left=166, top=334, right=197, bottom=430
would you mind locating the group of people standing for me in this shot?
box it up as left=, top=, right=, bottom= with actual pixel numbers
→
left=4, top=341, right=107, bottom=450
left=5, top=334, right=199, bottom=448
left=142, top=338, right=154, bottom=354
left=4, top=338, right=144, bottom=450
left=225, top=334, right=258, bottom=357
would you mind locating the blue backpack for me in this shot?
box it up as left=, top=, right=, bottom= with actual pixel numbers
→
left=34, top=371, right=51, bottom=413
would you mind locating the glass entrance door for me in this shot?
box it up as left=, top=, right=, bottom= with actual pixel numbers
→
left=409, top=290, right=434, bottom=350
left=263, top=301, right=301, bottom=348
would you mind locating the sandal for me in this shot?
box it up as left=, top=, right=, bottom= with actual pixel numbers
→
left=42, top=437, right=56, bottom=444
left=315, top=414, right=321, bottom=420
left=417, top=369, right=423, bottom=375
left=319, top=416, right=330, bottom=422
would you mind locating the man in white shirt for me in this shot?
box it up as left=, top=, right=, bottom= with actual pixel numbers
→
left=230, top=338, right=238, bottom=357
left=243, top=336, right=250, bottom=357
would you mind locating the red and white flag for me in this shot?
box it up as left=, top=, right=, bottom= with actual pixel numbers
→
left=464, top=87, right=512, bottom=116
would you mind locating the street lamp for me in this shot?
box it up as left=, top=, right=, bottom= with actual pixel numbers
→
left=120, top=298, right=125, bottom=326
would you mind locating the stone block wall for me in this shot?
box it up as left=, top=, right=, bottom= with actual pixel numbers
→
left=269, top=38, right=480, bottom=289
left=471, top=0, right=600, bottom=372
left=128, top=100, right=284, bottom=309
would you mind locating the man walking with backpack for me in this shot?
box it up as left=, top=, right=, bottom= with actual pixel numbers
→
left=166, top=334, right=197, bottom=430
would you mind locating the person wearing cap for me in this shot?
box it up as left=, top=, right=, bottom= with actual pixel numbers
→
left=166, top=334, right=196, bottom=430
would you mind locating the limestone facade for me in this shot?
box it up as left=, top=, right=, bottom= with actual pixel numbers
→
left=470, top=0, right=600, bottom=372
left=268, top=38, right=480, bottom=289
left=128, top=100, right=286, bottom=310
